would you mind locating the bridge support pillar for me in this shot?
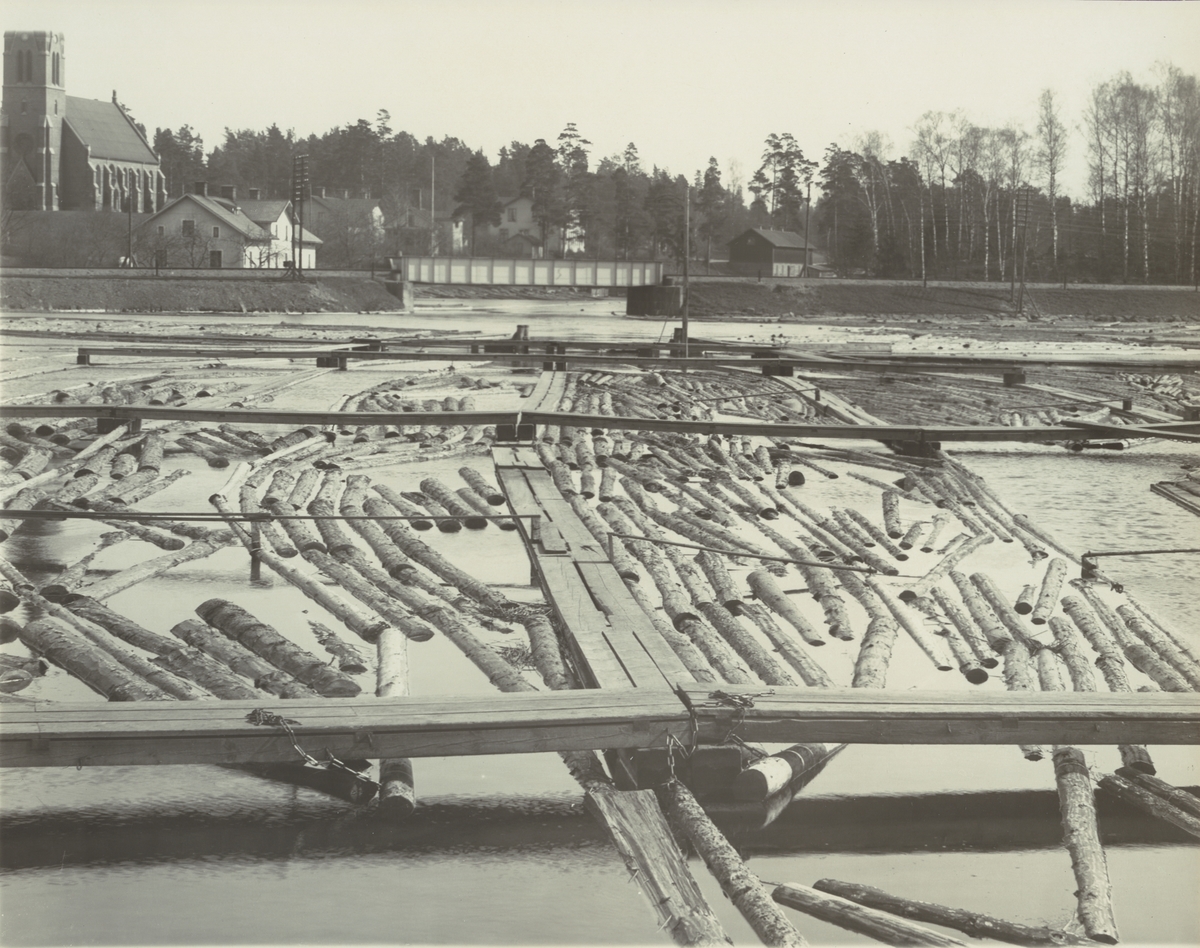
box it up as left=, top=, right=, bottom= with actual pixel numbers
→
left=76, top=351, right=91, bottom=366
left=762, top=363, right=793, bottom=377
left=1003, top=369, right=1027, bottom=387
left=1182, top=406, right=1200, bottom=421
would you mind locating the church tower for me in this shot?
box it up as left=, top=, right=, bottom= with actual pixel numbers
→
left=1, top=31, right=66, bottom=210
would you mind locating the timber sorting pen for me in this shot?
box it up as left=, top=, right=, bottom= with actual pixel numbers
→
left=1, top=327, right=1199, bottom=946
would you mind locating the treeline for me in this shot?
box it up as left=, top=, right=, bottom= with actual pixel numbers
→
left=815, top=64, right=1200, bottom=285
left=136, top=61, right=1200, bottom=282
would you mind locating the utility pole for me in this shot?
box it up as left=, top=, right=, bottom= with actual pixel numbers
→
left=803, top=179, right=812, bottom=278
left=682, top=182, right=690, bottom=360
left=291, top=153, right=309, bottom=279
left=430, top=154, right=437, bottom=256
left=1015, top=185, right=1032, bottom=313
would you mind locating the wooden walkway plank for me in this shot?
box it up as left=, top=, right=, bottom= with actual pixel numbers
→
left=577, top=561, right=693, bottom=684
left=524, top=369, right=558, bottom=411
left=537, top=556, right=637, bottom=691
left=679, top=684, right=1200, bottom=747
left=0, top=691, right=692, bottom=768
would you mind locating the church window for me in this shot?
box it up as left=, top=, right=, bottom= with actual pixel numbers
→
left=507, top=207, right=517, bottom=222
left=182, top=219, right=195, bottom=236
left=209, top=250, right=222, bottom=269
left=212, top=226, right=220, bottom=238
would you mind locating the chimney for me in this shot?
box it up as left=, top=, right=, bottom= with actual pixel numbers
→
left=248, top=188, right=261, bottom=200
left=313, top=186, right=325, bottom=199
left=220, top=185, right=236, bottom=201
left=194, top=181, right=208, bottom=197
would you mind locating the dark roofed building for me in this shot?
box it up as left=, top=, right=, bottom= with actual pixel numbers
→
left=727, top=228, right=815, bottom=277
left=2, top=30, right=164, bottom=212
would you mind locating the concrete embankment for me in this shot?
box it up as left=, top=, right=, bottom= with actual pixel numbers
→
left=0, top=275, right=406, bottom=314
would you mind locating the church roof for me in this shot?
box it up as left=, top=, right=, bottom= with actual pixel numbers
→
left=63, top=96, right=157, bottom=164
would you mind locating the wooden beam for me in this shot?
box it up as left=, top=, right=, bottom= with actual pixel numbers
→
left=6, top=405, right=1198, bottom=445
left=678, top=685, right=1200, bottom=747
left=0, top=691, right=692, bottom=768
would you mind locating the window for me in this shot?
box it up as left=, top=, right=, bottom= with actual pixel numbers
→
left=181, top=219, right=194, bottom=236
left=507, top=207, right=517, bottom=222
left=155, top=249, right=167, bottom=269
left=212, top=226, right=220, bottom=238
left=209, top=250, right=223, bottom=269
left=156, top=225, right=164, bottom=236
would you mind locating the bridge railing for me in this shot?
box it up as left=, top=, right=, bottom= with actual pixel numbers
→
left=399, top=256, right=663, bottom=287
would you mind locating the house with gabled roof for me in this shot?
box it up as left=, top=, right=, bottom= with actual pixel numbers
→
left=138, top=183, right=320, bottom=269
left=727, top=228, right=815, bottom=277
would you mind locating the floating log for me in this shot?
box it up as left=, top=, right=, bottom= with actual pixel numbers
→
left=287, top=468, right=322, bottom=510
left=175, top=435, right=230, bottom=468
left=566, top=495, right=637, bottom=580
left=851, top=616, right=899, bottom=689
left=41, top=498, right=187, bottom=551
left=844, top=508, right=909, bottom=560
left=772, top=883, right=964, bottom=947
left=421, top=477, right=487, bottom=529
left=1114, top=767, right=1200, bottom=818
left=621, top=576, right=716, bottom=684
left=788, top=453, right=839, bottom=479
left=309, top=620, right=370, bottom=674
left=104, top=468, right=190, bottom=507
left=20, top=616, right=169, bottom=701
left=695, top=550, right=743, bottom=614
left=372, top=484, right=434, bottom=531
left=70, top=533, right=230, bottom=601
left=306, top=550, right=435, bottom=643
left=970, top=573, right=1053, bottom=651
left=0, top=580, right=20, bottom=614
left=908, top=597, right=988, bottom=684
left=61, top=595, right=177, bottom=653
left=1014, top=584, right=1037, bottom=615
left=928, top=586, right=999, bottom=668
left=811, top=879, right=1086, bottom=947
left=376, top=625, right=416, bottom=819
left=867, top=576, right=953, bottom=671
left=0, top=486, right=47, bottom=542
left=659, top=779, right=806, bottom=947
left=152, top=646, right=261, bottom=699
left=881, top=491, right=903, bottom=538
left=898, top=533, right=994, bottom=603
left=1071, top=588, right=1190, bottom=693
left=1054, top=748, right=1119, bottom=943
left=740, top=602, right=833, bottom=688
left=170, top=619, right=317, bottom=698
left=747, top=570, right=823, bottom=647
left=1031, top=558, right=1069, bottom=626
left=734, top=743, right=838, bottom=802
left=261, top=469, right=296, bottom=507
left=458, top=486, right=513, bottom=529
left=1097, top=772, right=1200, bottom=840
left=898, top=522, right=924, bottom=551
left=110, top=449, right=138, bottom=480
left=360, top=497, right=513, bottom=616
left=196, top=599, right=362, bottom=697
left=919, top=512, right=951, bottom=554
left=699, top=600, right=797, bottom=686
left=339, top=479, right=417, bottom=579
left=1115, top=604, right=1200, bottom=691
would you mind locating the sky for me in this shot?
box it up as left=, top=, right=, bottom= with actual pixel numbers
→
left=5, top=0, right=1200, bottom=199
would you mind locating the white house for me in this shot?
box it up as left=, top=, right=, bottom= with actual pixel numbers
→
left=139, top=183, right=320, bottom=269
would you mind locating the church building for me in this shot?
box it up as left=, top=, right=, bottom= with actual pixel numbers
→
left=1, top=30, right=164, bottom=212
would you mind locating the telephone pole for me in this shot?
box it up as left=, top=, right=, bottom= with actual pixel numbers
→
left=291, top=154, right=309, bottom=279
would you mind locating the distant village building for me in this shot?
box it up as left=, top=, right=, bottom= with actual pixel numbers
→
left=139, top=184, right=319, bottom=269
left=727, top=228, right=815, bottom=277
left=1, top=30, right=164, bottom=212
left=454, top=195, right=566, bottom=257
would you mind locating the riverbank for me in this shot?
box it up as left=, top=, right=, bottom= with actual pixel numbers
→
left=0, top=275, right=406, bottom=314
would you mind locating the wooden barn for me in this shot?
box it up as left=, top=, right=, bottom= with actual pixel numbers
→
left=727, top=228, right=814, bottom=277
